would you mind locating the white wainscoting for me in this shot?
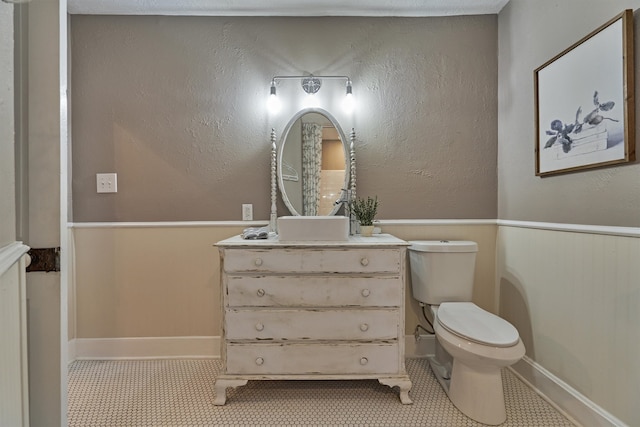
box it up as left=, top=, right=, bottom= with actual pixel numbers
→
left=68, top=220, right=638, bottom=425
left=405, top=334, right=436, bottom=358
left=0, top=242, right=30, bottom=427
left=498, top=223, right=639, bottom=427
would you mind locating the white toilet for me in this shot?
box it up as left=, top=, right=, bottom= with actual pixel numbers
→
left=408, top=240, right=525, bottom=426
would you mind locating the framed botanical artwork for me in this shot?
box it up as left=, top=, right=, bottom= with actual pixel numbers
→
left=534, top=9, right=635, bottom=176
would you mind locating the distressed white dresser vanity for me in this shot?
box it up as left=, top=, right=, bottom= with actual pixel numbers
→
left=214, top=233, right=413, bottom=405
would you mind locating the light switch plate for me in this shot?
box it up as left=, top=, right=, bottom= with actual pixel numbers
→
left=97, top=173, right=117, bottom=193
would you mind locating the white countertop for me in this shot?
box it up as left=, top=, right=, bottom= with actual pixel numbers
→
left=217, top=233, right=408, bottom=247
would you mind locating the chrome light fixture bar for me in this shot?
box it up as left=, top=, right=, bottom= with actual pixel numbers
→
left=270, top=74, right=352, bottom=96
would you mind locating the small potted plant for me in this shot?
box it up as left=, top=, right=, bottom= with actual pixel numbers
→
left=351, top=196, right=378, bottom=236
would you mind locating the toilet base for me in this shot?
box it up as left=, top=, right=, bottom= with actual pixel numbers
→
left=430, top=355, right=507, bottom=426
left=451, top=359, right=507, bottom=425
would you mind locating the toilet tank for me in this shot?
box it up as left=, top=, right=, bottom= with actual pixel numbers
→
left=408, top=240, right=478, bottom=305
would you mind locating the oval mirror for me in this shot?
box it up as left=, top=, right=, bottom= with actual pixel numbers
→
left=278, top=108, right=350, bottom=216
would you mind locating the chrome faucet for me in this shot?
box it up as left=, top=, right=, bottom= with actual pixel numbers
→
left=335, top=189, right=355, bottom=235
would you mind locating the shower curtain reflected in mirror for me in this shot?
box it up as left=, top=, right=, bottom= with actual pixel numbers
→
left=301, top=122, right=322, bottom=215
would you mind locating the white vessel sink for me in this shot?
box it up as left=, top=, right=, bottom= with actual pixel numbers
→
left=277, top=216, right=349, bottom=242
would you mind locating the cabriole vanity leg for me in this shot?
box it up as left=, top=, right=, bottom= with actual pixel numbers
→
left=378, top=378, right=413, bottom=405
left=213, top=379, right=248, bottom=405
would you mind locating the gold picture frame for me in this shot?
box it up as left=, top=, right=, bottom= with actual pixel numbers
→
left=534, top=10, right=635, bottom=176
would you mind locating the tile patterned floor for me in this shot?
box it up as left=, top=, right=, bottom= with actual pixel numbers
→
left=68, top=358, right=576, bottom=426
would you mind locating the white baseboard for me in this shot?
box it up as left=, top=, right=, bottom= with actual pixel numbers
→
left=510, top=356, right=626, bottom=427
left=70, top=336, right=219, bottom=360
left=68, top=338, right=76, bottom=362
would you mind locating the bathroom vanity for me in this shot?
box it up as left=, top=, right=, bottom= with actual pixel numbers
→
left=214, top=234, right=412, bottom=405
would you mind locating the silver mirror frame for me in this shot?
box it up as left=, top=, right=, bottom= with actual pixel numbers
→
left=270, top=108, right=356, bottom=228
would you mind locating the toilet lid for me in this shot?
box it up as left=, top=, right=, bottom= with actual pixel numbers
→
left=437, top=302, right=520, bottom=347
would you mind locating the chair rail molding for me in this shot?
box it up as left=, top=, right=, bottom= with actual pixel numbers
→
left=0, top=242, right=30, bottom=277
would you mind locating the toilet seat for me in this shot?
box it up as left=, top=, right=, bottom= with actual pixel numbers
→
left=437, top=302, right=519, bottom=347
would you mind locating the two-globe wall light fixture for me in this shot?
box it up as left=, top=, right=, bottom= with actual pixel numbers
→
left=268, top=75, right=354, bottom=113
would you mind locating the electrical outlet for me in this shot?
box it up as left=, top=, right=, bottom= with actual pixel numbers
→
left=97, top=173, right=118, bottom=193
left=242, top=204, right=253, bottom=221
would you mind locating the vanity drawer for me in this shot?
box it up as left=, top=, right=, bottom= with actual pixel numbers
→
left=225, top=308, right=399, bottom=341
left=223, top=248, right=402, bottom=274
left=226, top=276, right=402, bottom=307
left=225, top=342, right=399, bottom=375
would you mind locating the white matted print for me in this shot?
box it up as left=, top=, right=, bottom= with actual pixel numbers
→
left=535, top=10, right=635, bottom=176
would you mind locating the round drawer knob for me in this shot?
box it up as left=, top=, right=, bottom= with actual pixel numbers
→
left=256, top=289, right=266, bottom=297
left=255, top=323, right=264, bottom=331
left=360, top=357, right=368, bottom=365
left=254, top=258, right=263, bottom=267
left=360, top=323, right=369, bottom=332
left=255, top=357, right=264, bottom=366
left=361, top=289, right=371, bottom=297
left=360, top=257, right=369, bottom=266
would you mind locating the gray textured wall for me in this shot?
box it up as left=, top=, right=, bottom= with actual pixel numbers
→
left=70, top=15, right=498, bottom=222
left=498, top=1, right=640, bottom=227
